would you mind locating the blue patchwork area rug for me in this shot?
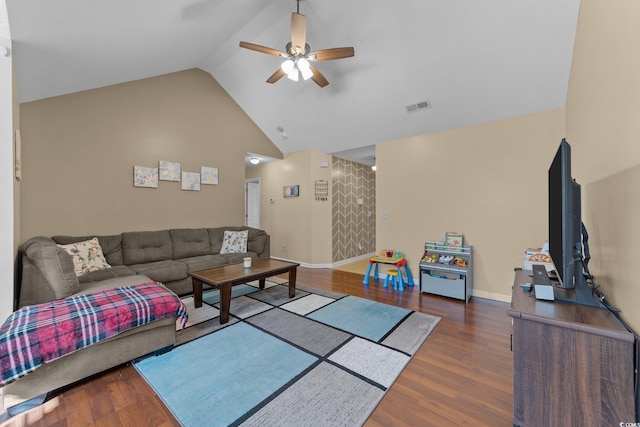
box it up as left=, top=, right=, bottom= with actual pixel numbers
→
left=202, top=283, right=260, bottom=305
left=307, top=295, right=411, bottom=341
left=135, top=282, right=440, bottom=427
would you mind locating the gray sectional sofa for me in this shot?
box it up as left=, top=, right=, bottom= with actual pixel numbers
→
left=5, top=226, right=270, bottom=410
left=17, top=226, right=270, bottom=308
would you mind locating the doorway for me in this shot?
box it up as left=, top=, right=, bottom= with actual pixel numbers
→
left=245, top=178, right=261, bottom=228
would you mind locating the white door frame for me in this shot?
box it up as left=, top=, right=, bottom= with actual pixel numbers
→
left=245, top=178, right=261, bottom=228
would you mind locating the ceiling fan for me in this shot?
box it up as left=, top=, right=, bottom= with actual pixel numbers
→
left=239, top=0, right=354, bottom=88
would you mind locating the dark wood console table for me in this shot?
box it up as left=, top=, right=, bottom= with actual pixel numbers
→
left=508, top=268, right=636, bottom=426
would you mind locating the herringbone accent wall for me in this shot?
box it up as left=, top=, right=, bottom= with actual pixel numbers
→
left=332, top=156, right=376, bottom=262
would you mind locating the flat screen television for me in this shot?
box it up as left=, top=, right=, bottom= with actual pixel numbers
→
left=548, top=138, right=602, bottom=307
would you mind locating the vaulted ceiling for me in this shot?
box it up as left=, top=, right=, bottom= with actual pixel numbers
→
left=6, top=0, right=580, bottom=164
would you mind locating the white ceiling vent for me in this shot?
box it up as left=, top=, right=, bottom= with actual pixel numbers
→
left=406, top=100, right=432, bottom=113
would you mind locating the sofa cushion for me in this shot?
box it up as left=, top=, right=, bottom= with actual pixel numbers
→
left=220, top=230, right=249, bottom=254
left=247, top=229, right=268, bottom=256
left=23, top=237, right=80, bottom=299
left=57, top=238, right=112, bottom=277
left=52, top=234, right=124, bottom=266
left=122, top=230, right=173, bottom=265
left=170, top=228, right=211, bottom=259
left=78, top=265, right=137, bottom=284
left=73, top=275, right=154, bottom=296
left=128, top=260, right=189, bottom=284
left=207, top=227, right=226, bottom=254
left=177, top=254, right=228, bottom=272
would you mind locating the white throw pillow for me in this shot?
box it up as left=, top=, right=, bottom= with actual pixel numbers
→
left=220, top=230, right=249, bottom=254
left=58, top=237, right=111, bottom=276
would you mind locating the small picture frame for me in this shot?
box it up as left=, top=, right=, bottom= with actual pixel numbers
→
left=283, top=185, right=299, bottom=198
left=134, top=166, right=159, bottom=188
left=159, top=161, right=181, bottom=182
left=201, top=166, right=219, bottom=185
left=181, top=171, right=201, bottom=191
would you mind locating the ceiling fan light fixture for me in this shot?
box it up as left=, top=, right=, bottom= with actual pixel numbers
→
left=286, top=69, right=299, bottom=81
left=300, top=67, right=313, bottom=81
left=297, top=57, right=313, bottom=80
left=281, top=59, right=295, bottom=74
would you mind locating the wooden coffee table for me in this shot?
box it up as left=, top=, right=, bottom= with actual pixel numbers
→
left=190, top=258, right=300, bottom=324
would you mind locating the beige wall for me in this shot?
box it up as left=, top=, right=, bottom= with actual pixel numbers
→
left=566, top=0, right=640, bottom=331
left=19, top=69, right=281, bottom=240
left=377, top=108, right=566, bottom=300
left=246, top=148, right=333, bottom=265
left=309, top=150, right=334, bottom=265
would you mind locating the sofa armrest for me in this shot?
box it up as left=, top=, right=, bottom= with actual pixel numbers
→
left=18, top=237, right=80, bottom=307
left=260, top=234, right=271, bottom=258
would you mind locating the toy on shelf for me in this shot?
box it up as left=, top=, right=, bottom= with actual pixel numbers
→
left=420, top=252, right=466, bottom=267
left=439, top=255, right=454, bottom=264
left=378, top=249, right=402, bottom=260
left=422, top=253, right=439, bottom=263
left=453, top=257, right=467, bottom=268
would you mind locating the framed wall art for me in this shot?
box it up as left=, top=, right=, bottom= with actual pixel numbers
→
left=283, top=185, right=299, bottom=198
left=159, top=161, right=181, bottom=182
left=315, top=180, right=328, bottom=201
left=181, top=171, right=201, bottom=191
left=201, top=166, right=219, bottom=185
left=133, top=166, right=158, bottom=188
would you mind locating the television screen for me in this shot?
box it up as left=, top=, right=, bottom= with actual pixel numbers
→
left=548, top=138, right=602, bottom=307
left=548, top=138, right=575, bottom=288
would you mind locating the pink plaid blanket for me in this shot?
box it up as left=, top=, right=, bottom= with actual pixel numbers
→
left=0, top=281, right=188, bottom=386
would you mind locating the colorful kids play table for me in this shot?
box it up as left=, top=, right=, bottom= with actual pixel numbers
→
left=362, top=251, right=415, bottom=291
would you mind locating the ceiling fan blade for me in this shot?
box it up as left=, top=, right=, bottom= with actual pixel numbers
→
left=310, top=47, right=355, bottom=61
left=266, top=68, right=286, bottom=84
left=309, top=65, right=329, bottom=88
left=239, top=41, right=285, bottom=57
left=290, top=13, right=306, bottom=55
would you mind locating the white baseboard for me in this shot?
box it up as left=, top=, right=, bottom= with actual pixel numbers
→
left=331, top=253, right=376, bottom=267
left=269, top=256, right=318, bottom=269
left=471, top=289, right=511, bottom=303
left=271, top=253, right=375, bottom=270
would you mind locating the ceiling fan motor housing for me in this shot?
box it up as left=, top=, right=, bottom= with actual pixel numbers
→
left=286, top=42, right=311, bottom=57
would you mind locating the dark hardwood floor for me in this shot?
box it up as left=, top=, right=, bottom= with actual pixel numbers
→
left=1, top=268, right=514, bottom=426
